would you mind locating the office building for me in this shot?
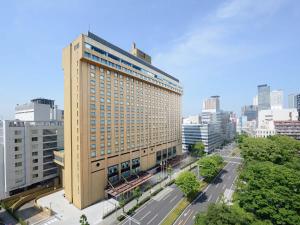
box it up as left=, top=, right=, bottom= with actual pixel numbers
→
left=202, top=96, right=220, bottom=113
left=288, top=94, right=297, bottom=109
left=270, top=90, right=283, bottom=110
left=257, top=84, right=270, bottom=111
left=0, top=120, right=63, bottom=200
left=297, top=94, right=300, bottom=120
left=182, top=96, right=235, bottom=153
left=253, top=95, right=258, bottom=106
left=15, top=98, right=64, bottom=121
left=182, top=115, right=201, bottom=124
left=182, top=123, right=222, bottom=152
left=62, top=32, right=182, bottom=209
left=241, top=105, right=258, bottom=121
left=255, top=108, right=298, bottom=138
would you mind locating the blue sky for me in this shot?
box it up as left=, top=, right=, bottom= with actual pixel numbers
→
left=0, top=0, right=300, bottom=119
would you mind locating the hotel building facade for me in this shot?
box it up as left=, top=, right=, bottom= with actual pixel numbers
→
left=62, top=32, right=182, bottom=209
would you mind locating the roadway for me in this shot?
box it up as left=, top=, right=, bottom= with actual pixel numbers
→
left=119, top=143, right=241, bottom=225
left=173, top=159, right=241, bottom=225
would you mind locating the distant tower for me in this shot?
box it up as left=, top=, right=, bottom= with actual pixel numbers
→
left=257, top=84, right=270, bottom=111
left=202, top=96, right=220, bottom=113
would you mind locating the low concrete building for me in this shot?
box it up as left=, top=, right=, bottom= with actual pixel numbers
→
left=274, top=121, right=300, bottom=140
left=255, top=108, right=298, bottom=138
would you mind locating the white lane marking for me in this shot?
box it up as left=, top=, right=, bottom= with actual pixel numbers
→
left=184, top=209, right=191, bottom=217
left=162, top=193, right=170, bottom=201
left=170, top=195, right=177, bottom=203
left=216, top=183, right=220, bottom=188
left=207, top=195, right=212, bottom=202
left=140, top=210, right=151, bottom=221
left=147, top=214, right=158, bottom=225
left=172, top=162, right=233, bottom=225
left=134, top=199, right=153, bottom=215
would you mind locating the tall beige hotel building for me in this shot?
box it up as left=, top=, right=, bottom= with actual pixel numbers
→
left=62, top=32, right=182, bottom=209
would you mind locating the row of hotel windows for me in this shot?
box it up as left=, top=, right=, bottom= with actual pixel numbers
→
left=84, top=43, right=180, bottom=90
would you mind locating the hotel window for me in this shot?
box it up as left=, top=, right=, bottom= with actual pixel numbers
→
left=91, top=144, right=96, bottom=149
left=32, top=174, right=38, bottom=178
left=91, top=151, right=96, bottom=158
left=90, top=88, right=95, bottom=94
left=90, top=128, right=96, bottom=133
left=100, top=105, right=105, bottom=110
left=32, top=152, right=38, bottom=156
left=91, top=136, right=96, bottom=141
left=33, top=159, right=38, bottom=163
left=90, top=111, right=96, bottom=117
left=101, top=150, right=105, bottom=155
left=90, top=72, right=95, bottom=78
left=90, top=96, right=96, bottom=101
left=90, top=104, right=96, bottom=110
left=90, top=80, right=96, bottom=85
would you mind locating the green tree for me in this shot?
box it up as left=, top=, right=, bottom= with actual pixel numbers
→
left=198, top=155, right=223, bottom=181
left=237, top=161, right=300, bottom=225
left=192, top=142, right=205, bottom=158
left=194, top=203, right=256, bottom=225
left=175, top=171, right=200, bottom=199
left=79, top=214, right=90, bottom=225
left=119, top=195, right=126, bottom=213
left=133, top=187, right=142, bottom=205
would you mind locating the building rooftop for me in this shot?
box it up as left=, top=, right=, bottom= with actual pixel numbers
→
left=87, top=31, right=179, bottom=83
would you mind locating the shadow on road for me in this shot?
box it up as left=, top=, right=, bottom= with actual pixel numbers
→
left=210, top=169, right=228, bottom=185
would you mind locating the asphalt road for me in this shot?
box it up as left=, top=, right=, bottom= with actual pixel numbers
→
left=173, top=160, right=240, bottom=225
left=119, top=184, right=184, bottom=225
left=119, top=142, right=240, bottom=225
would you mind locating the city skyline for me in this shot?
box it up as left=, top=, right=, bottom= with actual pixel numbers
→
left=1, top=0, right=300, bottom=118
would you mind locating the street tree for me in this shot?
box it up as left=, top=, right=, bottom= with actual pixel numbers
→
left=175, top=171, right=200, bottom=199
left=198, top=155, right=223, bottom=181
left=133, top=187, right=142, bottom=205
left=192, top=142, right=205, bottom=158
left=119, top=195, right=126, bottom=213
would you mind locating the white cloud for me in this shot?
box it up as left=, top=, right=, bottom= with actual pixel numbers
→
left=153, top=0, right=288, bottom=77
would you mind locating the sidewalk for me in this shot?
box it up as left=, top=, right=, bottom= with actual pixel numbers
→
left=98, top=161, right=198, bottom=225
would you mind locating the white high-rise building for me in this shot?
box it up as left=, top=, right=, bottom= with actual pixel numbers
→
left=183, top=115, right=201, bottom=124
left=270, top=90, right=283, bottom=110
left=253, top=95, right=258, bottom=106
left=288, top=94, right=298, bottom=109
